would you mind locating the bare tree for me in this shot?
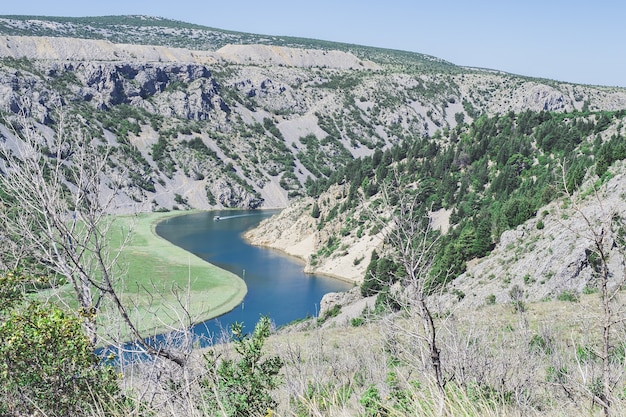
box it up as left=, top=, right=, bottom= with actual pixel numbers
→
left=0, top=108, right=186, bottom=365
left=368, top=176, right=447, bottom=404
left=560, top=164, right=626, bottom=416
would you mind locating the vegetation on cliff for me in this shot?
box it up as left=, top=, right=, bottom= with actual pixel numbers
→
left=304, top=109, right=626, bottom=287
left=2, top=14, right=626, bottom=417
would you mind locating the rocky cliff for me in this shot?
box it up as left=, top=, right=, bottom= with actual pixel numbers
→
left=0, top=35, right=220, bottom=63
left=1, top=17, right=626, bottom=215
left=438, top=162, right=626, bottom=310
left=243, top=185, right=381, bottom=283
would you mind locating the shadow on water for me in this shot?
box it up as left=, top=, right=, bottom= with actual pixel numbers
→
left=102, top=209, right=353, bottom=360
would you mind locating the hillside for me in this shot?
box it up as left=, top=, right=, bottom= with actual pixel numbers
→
left=439, top=162, right=626, bottom=309
left=0, top=15, right=625, bottom=214
left=1, top=14, right=626, bottom=335
left=2, top=14, right=626, bottom=417
left=2, top=12, right=626, bottom=329
left=246, top=109, right=626, bottom=289
left=243, top=120, right=626, bottom=417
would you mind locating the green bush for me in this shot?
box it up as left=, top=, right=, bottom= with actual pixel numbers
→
left=523, top=274, right=535, bottom=285
left=361, top=252, right=402, bottom=297
left=0, top=302, right=119, bottom=417
left=201, top=316, right=283, bottom=417
left=318, top=304, right=342, bottom=324
left=311, top=202, right=321, bottom=218
left=545, top=366, right=568, bottom=384
left=359, top=385, right=385, bottom=417
left=351, top=317, right=365, bottom=327
left=451, top=288, right=466, bottom=301
left=557, top=289, right=579, bottom=302
left=529, top=334, right=552, bottom=355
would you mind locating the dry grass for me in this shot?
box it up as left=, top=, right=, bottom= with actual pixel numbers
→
left=258, top=293, right=626, bottom=416
left=71, top=292, right=626, bottom=417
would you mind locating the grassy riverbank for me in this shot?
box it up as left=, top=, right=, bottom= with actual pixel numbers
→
left=101, top=211, right=247, bottom=340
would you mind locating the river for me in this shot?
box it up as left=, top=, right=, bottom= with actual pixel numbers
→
left=155, top=209, right=353, bottom=342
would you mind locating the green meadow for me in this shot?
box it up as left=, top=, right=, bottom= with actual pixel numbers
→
left=102, top=211, right=247, bottom=340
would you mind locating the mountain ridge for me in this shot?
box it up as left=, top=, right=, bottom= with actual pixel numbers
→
left=0, top=34, right=380, bottom=71
left=0, top=17, right=624, bottom=216
left=0, top=15, right=453, bottom=68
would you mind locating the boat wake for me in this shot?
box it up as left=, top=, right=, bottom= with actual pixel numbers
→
left=214, top=213, right=260, bottom=221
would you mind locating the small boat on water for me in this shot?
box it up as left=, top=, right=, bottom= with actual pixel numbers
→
left=213, top=215, right=221, bottom=221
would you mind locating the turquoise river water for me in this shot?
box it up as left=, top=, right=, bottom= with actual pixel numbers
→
left=154, top=209, right=353, bottom=342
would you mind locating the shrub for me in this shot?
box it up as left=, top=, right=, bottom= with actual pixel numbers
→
left=200, top=316, right=283, bottom=417
left=523, top=274, right=535, bottom=285
left=529, top=334, right=552, bottom=355
left=351, top=317, right=365, bottom=327
left=174, top=193, right=186, bottom=205
left=557, top=289, right=579, bottom=302
left=361, top=252, right=401, bottom=297
left=311, top=202, right=321, bottom=218
left=374, top=288, right=402, bottom=314
left=318, top=304, right=342, bottom=324
left=545, top=366, right=569, bottom=384
left=509, top=285, right=526, bottom=313
left=451, top=288, right=466, bottom=301
left=359, top=385, right=385, bottom=417
left=0, top=302, right=119, bottom=417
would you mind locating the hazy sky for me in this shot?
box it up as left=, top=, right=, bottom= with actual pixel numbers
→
left=2, top=0, right=624, bottom=87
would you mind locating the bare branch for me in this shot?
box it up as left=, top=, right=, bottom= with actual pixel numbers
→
left=0, top=106, right=188, bottom=366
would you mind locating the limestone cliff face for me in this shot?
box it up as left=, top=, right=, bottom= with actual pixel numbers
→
left=216, top=44, right=380, bottom=70
left=68, top=61, right=224, bottom=117
left=0, top=57, right=228, bottom=121
left=0, top=35, right=220, bottom=63
left=243, top=199, right=319, bottom=259
left=0, top=54, right=258, bottom=212
left=0, top=35, right=378, bottom=71
left=244, top=185, right=382, bottom=283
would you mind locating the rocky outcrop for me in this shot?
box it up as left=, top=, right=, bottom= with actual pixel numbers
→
left=0, top=36, right=379, bottom=71
left=0, top=35, right=220, bottom=64
left=0, top=59, right=227, bottom=123
left=318, top=287, right=376, bottom=327
left=211, top=178, right=263, bottom=209
left=216, top=44, right=380, bottom=70
left=0, top=68, right=61, bottom=123
left=456, top=74, right=626, bottom=114
left=66, top=61, right=225, bottom=117
left=244, top=185, right=382, bottom=283
left=437, top=162, right=626, bottom=311
left=244, top=198, right=319, bottom=258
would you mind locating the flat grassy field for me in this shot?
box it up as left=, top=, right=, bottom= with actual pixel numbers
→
left=100, top=211, right=247, bottom=340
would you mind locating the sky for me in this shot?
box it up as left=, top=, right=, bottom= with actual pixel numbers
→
left=2, top=0, right=624, bottom=87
